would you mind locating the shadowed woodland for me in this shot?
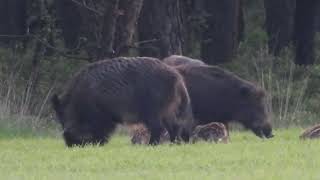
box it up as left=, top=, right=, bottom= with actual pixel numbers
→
left=0, top=0, right=320, bottom=132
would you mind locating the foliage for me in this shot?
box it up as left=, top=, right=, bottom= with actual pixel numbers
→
left=0, top=47, right=86, bottom=132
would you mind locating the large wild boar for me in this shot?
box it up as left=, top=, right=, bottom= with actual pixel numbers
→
left=163, top=55, right=274, bottom=138
left=51, top=57, right=194, bottom=147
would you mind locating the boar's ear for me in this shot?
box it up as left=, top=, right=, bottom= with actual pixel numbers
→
left=256, top=88, right=266, bottom=99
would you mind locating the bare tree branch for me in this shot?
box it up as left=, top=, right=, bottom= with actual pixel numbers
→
left=70, top=0, right=103, bottom=16
left=0, top=35, right=160, bottom=59
left=0, top=34, right=91, bottom=61
left=134, top=38, right=159, bottom=46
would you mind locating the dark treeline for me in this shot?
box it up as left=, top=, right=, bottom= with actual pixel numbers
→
left=1, top=0, right=320, bottom=127
left=0, top=0, right=319, bottom=65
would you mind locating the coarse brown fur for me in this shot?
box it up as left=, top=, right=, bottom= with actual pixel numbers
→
left=130, top=123, right=170, bottom=145
left=191, top=122, right=229, bottom=143
left=51, top=57, right=195, bottom=147
left=300, top=124, right=320, bottom=140
left=163, top=55, right=205, bottom=67
left=129, top=122, right=229, bottom=144
left=163, top=55, right=274, bottom=139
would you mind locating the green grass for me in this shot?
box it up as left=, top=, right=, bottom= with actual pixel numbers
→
left=1, top=128, right=320, bottom=180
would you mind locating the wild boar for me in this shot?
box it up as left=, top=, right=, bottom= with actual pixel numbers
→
left=163, top=55, right=273, bottom=138
left=51, top=57, right=195, bottom=147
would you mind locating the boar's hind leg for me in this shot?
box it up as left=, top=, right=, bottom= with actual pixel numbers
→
left=180, top=129, right=190, bottom=143
left=162, top=115, right=191, bottom=143
left=88, top=110, right=118, bottom=145
left=162, top=119, right=179, bottom=143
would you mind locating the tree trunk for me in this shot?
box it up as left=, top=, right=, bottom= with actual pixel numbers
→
left=0, top=0, right=27, bottom=43
left=179, top=0, right=204, bottom=57
left=97, top=0, right=120, bottom=60
left=264, top=0, right=295, bottom=55
left=293, top=0, right=319, bottom=65
left=138, top=0, right=183, bottom=58
left=75, top=0, right=120, bottom=61
left=316, top=2, right=320, bottom=31
left=55, top=0, right=82, bottom=49
left=0, top=0, right=9, bottom=37
left=56, top=0, right=143, bottom=60
left=114, top=0, right=144, bottom=56
left=201, top=0, right=241, bottom=64
left=238, top=0, right=245, bottom=42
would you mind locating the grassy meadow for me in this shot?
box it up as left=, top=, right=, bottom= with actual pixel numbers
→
left=1, top=128, right=320, bottom=180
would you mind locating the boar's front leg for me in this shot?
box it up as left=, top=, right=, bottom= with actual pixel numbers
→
left=162, top=118, right=179, bottom=143
left=145, top=119, right=162, bottom=145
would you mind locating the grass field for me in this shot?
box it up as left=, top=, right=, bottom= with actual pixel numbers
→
left=0, top=128, right=320, bottom=180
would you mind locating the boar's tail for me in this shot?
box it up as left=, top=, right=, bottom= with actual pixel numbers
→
left=51, top=94, right=62, bottom=114
left=176, top=80, right=195, bottom=128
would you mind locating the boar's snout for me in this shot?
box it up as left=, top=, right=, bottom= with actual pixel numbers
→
left=263, top=125, right=274, bottom=138
left=252, top=123, right=274, bottom=139
left=63, top=131, right=106, bottom=147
